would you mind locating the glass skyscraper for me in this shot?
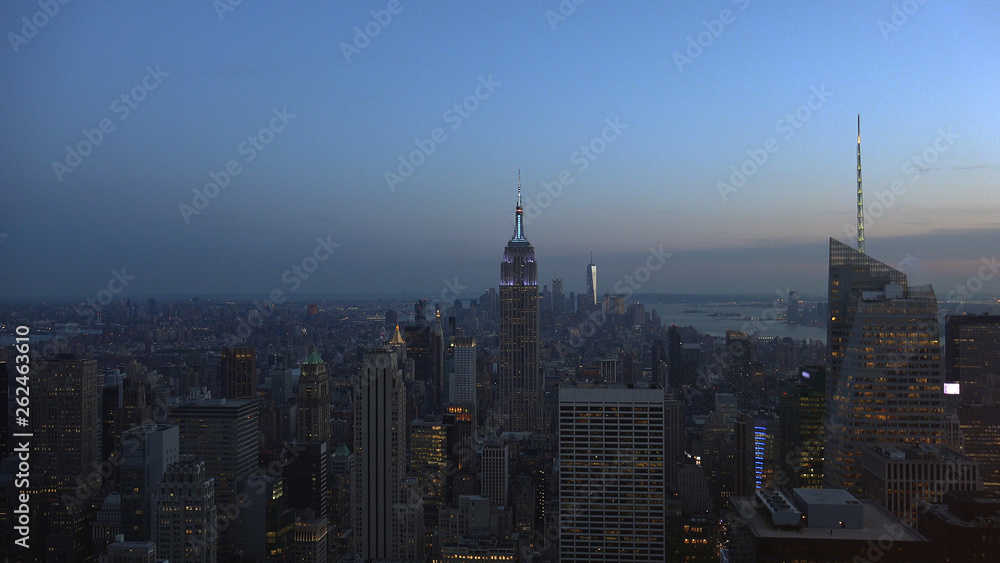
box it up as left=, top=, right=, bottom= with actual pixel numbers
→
left=824, top=238, right=946, bottom=494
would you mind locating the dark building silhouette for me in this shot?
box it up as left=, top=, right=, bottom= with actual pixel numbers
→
left=667, top=325, right=684, bottom=389
left=32, top=354, right=100, bottom=562
left=651, top=338, right=667, bottom=386
left=946, top=314, right=1000, bottom=404
left=220, top=347, right=257, bottom=400
left=296, top=351, right=330, bottom=444
left=778, top=366, right=826, bottom=489
left=285, top=441, right=329, bottom=519
left=918, top=490, right=1000, bottom=562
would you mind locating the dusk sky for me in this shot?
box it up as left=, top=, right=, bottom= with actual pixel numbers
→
left=2, top=1, right=998, bottom=302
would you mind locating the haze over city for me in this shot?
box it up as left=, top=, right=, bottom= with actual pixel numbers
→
left=2, top=1, right=998, bottom=300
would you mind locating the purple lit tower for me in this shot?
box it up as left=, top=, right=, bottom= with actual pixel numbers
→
left=499, top=172, right=542, bottom=433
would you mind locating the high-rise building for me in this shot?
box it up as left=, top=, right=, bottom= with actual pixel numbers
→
left=777, top=366, right=825, bottom=488
left=552, top=278, right=565, bottom=315
left=586, top=255, right=598, bottom=307
left=220, top=347, right=257, bottom=400
left=92, top=493, right=123, bottom=556
left=449, top=336, right=477, bottom=409
left=958, top=403, right=1000, bottom=492
left=120, top=424, right=179, bottom=541
left=296, top=351, right=330, bottom=444
left=499, top=182, right=541, bottom=433
left=726, top=330, right=753, bottom=408
left=479, top=440, right=509, bottom=507
left=410, top=415, right=448, bottom=508
left=824, top=238, right=946, bottom=494
left=861, top=444, right=980, bottom=527
left=651, top=338, right=667, bottom=386
left=667, top=325, right=684, bottom=389
left=664, top=390, right=686, bottom=491
left=170, top=398, right=259, bottom=557
left=153, top=458, right=217, bottom=563
left=946, top=314, right=1000, bottom=404
left=285, top=441, right=329, bottom=519
left=32, top=354, right=100, bottom=562
left=352, top=347, right=407, bottom=559
left=735, top=410, right=781, bottom=495
left=404, top=324, right=444, bottom=410
left=559, top=382, right=667, bottom=562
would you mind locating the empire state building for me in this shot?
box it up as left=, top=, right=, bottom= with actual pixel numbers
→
left=499, top=176, right=542, bottom=433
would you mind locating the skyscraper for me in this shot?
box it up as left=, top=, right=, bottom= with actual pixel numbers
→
left=586, top=254, right=598, bottom=307
left=559, top=382, right=667, bottom=562
left=499, top=178, right=541, bottom=433
left=153, top=457, right=217, bottom=563
left=824, top=239, right=946, bottom=494
left=552, top=277, right=565, bottom=315
left=449, top=336, right=476, bottom=409
left=170, top=398, right=259, bottom=557
left=777, top=366, right=825, bottom=489
left=296, top=351, right=330, bottom=444
left=32, top=354, right=100, bottom=562
left=120, top=424, right=180, bottom=541
left=946, top=314, right=1000, bottom=404
left=352, top=347, right=407, bottom=559
left=220, top=347, right=257, bottom=400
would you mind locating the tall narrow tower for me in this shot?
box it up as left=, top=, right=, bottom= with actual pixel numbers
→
left=352, top=347, right=409, bottom=559
left=586, top=252, right=598, bottom=307
left=499, top=172, right=542, bottom=433
left=857, top=114, right=865, bottom=254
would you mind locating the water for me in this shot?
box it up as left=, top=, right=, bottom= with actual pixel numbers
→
left=644, top=301, right=826, bottom=342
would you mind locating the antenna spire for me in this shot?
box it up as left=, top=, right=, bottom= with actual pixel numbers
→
left=517, top=168, right=521, bottom=207
left=857, top=114, right=865, bottom=254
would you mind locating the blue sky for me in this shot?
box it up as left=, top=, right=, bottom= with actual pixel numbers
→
left=1, top=1, right=998, bottom=301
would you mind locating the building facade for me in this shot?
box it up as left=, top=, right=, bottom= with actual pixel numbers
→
left=499, top=185, right=542, bottom=433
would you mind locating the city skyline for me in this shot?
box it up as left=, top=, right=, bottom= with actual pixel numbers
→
left=1, top=2, right=999, bottom=300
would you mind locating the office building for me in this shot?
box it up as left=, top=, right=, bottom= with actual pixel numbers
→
left=410, top=415, right=448, bottom=508
left=285, top=441, right=329, bottom=518
left=120, top=424, right=179, bottom=541
left=293, top=516, right=328, bottom=563
left=861, top=444, right=980, bottom=527
left=957, top=403, right=1000, bottom=492
left=153, top=458, right=217, bottom=563
left=480, top=440, right=509, bottom=508
left=499, top=183, right=542, bottom=433
left=220, top=347, right=257, bottom=400
left=559, top=382, right=667, bottom=562
left=586, top=255, right=598, bottom=307
left=296, top=351, right=330, bottom=444
left=32, top=354, right=100, bottom=562
left=449, top=336, right=477, bottom=408
left=170, top=398, right=259, bottom=557
left=552, top=277, right=565, bottom=315
left=777, top=366, right=825, bottom=488
left=945, top=314, right=1000, bottom=403
left=825, top=238, right=946, bottom=494
left=351, top=347, right=407, bottom=559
